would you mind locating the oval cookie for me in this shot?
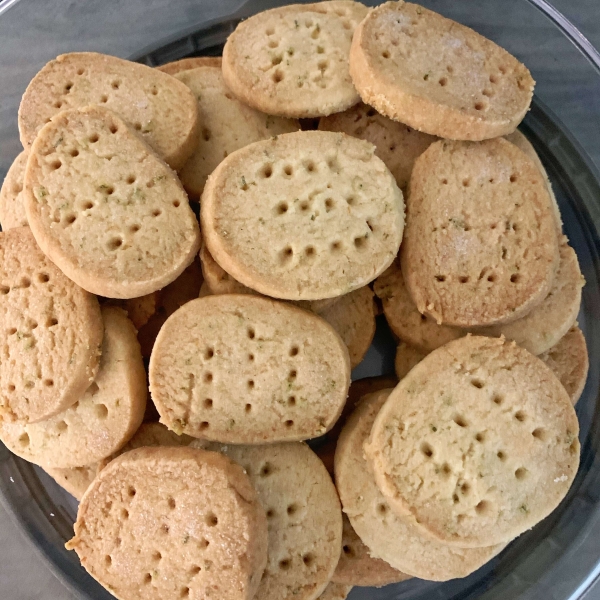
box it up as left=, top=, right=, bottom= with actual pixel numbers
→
left=201, top=130, right=404, bottom=300
left=0, top=306, right=146, bottom=468
left=402, top=138, right=559, bottom=327
left=474, top=241, right=583, bottom=355
left=149, top=295, right=351, bottom=442
left=349, top=2, right=534, bottom=140
left=19, top=52, right=199, bottom=170
left=539, top=326, right=589, bottom=406
left=0, top=227, right=103, bottom=423
left=394, top=341, right=427, bottom=379
left=336, top=388, right=504, bottom=580
left=333, top=514, right=409, bottom=587
left=45, top=464, right=99, bottom=501
left=319, top=102, right=437, bottom=190
left=0, top=151, right=28, bottom=230
left=365, top=336, right=580, bottom=548
left=24, top=106, right=201, bottom=299
left=175, top=66, right=298, bottom=198
left=156, top=56, right=223, bottom=75
left=67, top=446, right=268, bottom=600
left=374, top=260, right=464, bottom=352
left=197, top=441, right=342, bottom=600
left=222, top=3, right=366, bottom=118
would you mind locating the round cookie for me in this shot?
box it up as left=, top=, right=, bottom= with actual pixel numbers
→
left=196, top=441, right=342, bottom=600
left=0, top=227, right=103, bottom=423
left=539, top=326, right=589, bottom=406
left=175, top=67, right=298, bottom=198
left=373, top=260, right=464, bottom=352
left=201, top=130, right=404, bottom=300
left=19, top=52, right=199, bottom=170
left=365, top=336, right=580, bottom=548
left=67, top=446, right=268, bottom=600
left=349, top=2, right=534, bottom=141
left=0, top=151, right=28, bottom=230
left=156, top=56, right=222, bottom=75
left=319, top=583, right=352, bottom=600
left=0, top=306, right=147, bottom=468
left=337, top=388, right=505, bottom=579
left=24, top=106, right=201, bottom=299
left=222, top=3, right=366, bottom=118
left=402, top=138, right=559, bottom=327
left=318, top=286, right=376, bottom=369
left=149, top=295, right=351, bottom=442
left=45, top=463, right=99, bottom=501
left=474, top=240, right=583, bottom=355
left=319, top=102, right=437, bottom=190
left=332, top=514, right=409, bottom=587
left=394, top=341, right=427, bottom=379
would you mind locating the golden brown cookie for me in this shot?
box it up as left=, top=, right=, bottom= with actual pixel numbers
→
left=45, top=464, right=99, bottom=501
left=156, top=56, right=222, bottom=75
left=394, top=341, right=427, bottom=379
left=319, top=583, right=353, bottom=600
left=0, top=151, right=28, bottom=230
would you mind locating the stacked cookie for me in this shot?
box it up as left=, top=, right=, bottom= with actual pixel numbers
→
left=0, top=2, right=588, bottom=600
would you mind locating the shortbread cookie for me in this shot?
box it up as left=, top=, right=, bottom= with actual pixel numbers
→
left=540, top=326, right=588, bottom=405
left=45, top=464, right=99, bottom=501
left=319, top=583, right=352, bottom=600
left=196, top=441, right=342, bottom=600
left=19, top=52, right=199, bottom=170
left=201, top=131, right=404, bottom=300
left=394, top=341, right=427, bottom=379
left=123, top=293, right=159, bottom=330
left=319, top=103, right=437, bottom=190
left=504, top=130, right=562, bottom=234
left=314, top=375, right=397, bottom=475
left=374, top=261, right=464, bottom=352
left=319, top=286, right=376, bottom=369
left=365, top=336, right=580, bottom=548
left=402, top=138, right=559, bottom=327
left=24, top=106, right=201, bottom=299
left=332, top=514, right=409, bottom=587
left=349, top=2, right=534, bottom=140
left=67, top=446, right=268, bottom=600
left=0, top=151, right=28, bottom=230
left=0, top=306, right=146, bottom=468
left=176, top=66, right=298, bottom=198
left=474, top=241, right=583, bottom=355
left=222, top=3, right=366, bottom=117
left=156, top=56, right=222, bottom=75
left=0, top=227, right=103, bottom=423
left=149, top=295, right=351, bottom=442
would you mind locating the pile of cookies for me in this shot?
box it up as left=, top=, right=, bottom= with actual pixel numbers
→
left=0, top=1, right=587, bottom=599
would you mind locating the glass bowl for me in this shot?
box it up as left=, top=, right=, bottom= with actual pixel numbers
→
left=1, top=1, right=600, bottom=599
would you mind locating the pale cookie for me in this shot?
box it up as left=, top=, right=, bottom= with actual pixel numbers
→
left=318, top=286, right=376, bottom=369
left=319, top=582, right=352, bottom=600
left=319, top=102, right=437, bottom=190
left=374, top=260, right=463, bottom=352
left=349, top=2, right=534, bottom=140
left=45, top=464, right=99, bottom=501
left=0, top=227, right=102, bottom=423
left=0, top=306, right=146, bottom=468
left=402, top=138, right=559, bottom=327
left=156, top=56, right=222, bottom=75
left=199, top=244, right=339, bottom=313
left=222, top=3, right=366, bottom=118
left=504, top=130, right=563, bottom=234
left=394, top=341, right=427, bottom=379
left=19, top=52, right=199, bottom=170
left=365, top=336, right=580, bottom=548
left=123, top=293, right=158, bottom=330
left=337, top=388, right=504, bottom=579
left=474, top=240, right=583, bottom=355
left=539, top=326, right=589, bottom=406
left=176, top=66, right=299, bottom=198
left=195, top=441, right=342, bottom=600
left=150, top=295, right=350, bottom=442
left=201, top=131, right=404, bottom=300
left=24, top=106, right=201, bottom=299
left=0, top=151, right=28, bottom=230
left=67, top=446, right=268, bottom=600
left=332, top=514, right=409, bottom=587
